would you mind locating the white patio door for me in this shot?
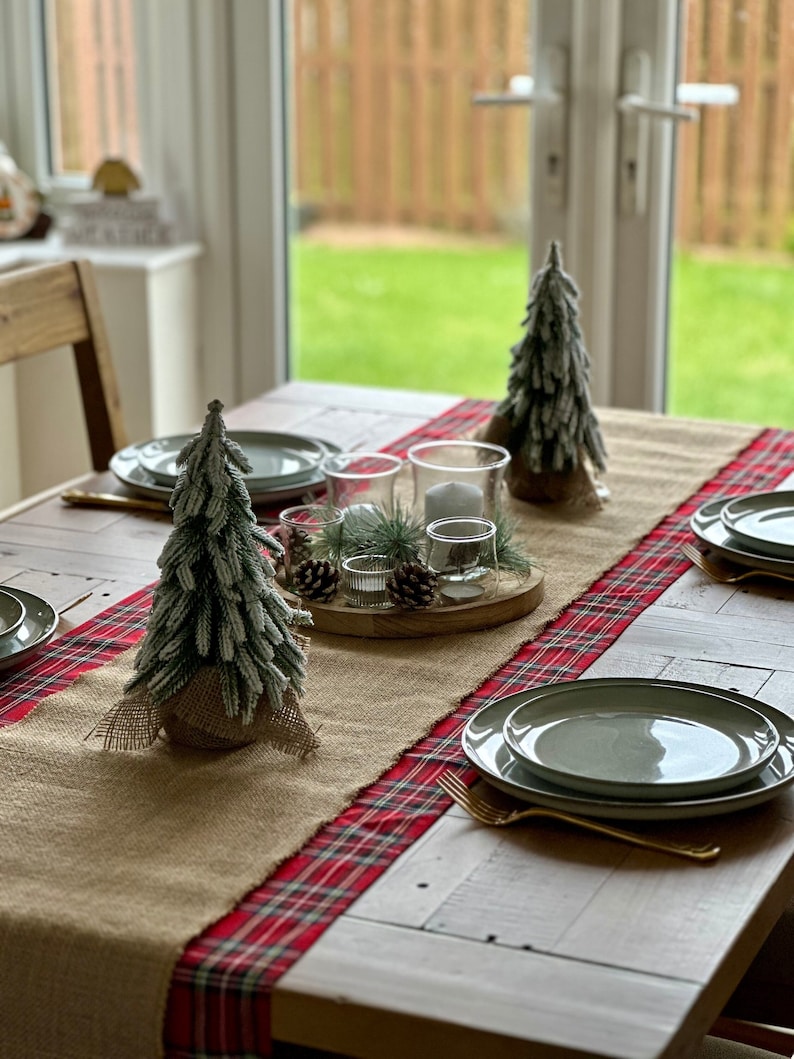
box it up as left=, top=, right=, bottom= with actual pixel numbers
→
left=286, top=0, right=686, bottom=411
left=530, top=0, right=684, bottom=410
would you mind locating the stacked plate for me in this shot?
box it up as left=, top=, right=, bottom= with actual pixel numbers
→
left=110, top=431, right=339, bottom=504
left=0, top=587, right=58, bottom=672
left=463, top=678, right=794, bottom=820
left=690, top=489, right=794, bottom=575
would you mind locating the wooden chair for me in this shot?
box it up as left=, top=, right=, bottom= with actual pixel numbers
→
left=0, top=259, right=128, bottom=471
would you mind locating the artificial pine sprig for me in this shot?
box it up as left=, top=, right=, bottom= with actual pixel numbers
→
left=492, top=507, right=535, bottom=575
left=310, top=499, right=534, bottom=576
left=337, top=501, right=426, bottom=567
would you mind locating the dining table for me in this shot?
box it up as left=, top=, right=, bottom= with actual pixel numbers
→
left=1, top=379, right=794, bottom=1059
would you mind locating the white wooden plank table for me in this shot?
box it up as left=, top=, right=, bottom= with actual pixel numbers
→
left=2, top=382, right=793, bottom=1059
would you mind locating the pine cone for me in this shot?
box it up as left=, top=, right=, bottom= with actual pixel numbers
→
left=293, top=558, right=340, bottom=603
left=386, top=561, right=438, bottom=610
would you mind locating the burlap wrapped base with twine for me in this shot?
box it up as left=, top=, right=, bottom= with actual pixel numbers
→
left=92, top=634, right=318, bottom=754
left=481, top=412, right=605, bottom=507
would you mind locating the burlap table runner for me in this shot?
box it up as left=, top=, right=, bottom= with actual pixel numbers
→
left=0, top=409, right=760, bottom=1059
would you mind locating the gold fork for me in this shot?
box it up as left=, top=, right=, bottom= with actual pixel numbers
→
left=680, top=541, right=794, bottom=585
left=437, top=771, right=720, bottom=863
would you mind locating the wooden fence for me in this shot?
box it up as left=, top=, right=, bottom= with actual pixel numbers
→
left=292, top=0, right=794, bottom=249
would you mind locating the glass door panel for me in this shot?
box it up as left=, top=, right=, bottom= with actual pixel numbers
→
left=288, top=0, right=534, bottom=398
left=668, top=0, right=794, bottom=428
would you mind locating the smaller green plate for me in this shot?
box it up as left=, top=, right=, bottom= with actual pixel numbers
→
left=0, top=589, right=25, bottom=640
left=503, top=681, right=778, bottom=800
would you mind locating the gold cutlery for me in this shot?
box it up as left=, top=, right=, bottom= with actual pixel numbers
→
left=680, top=541, right=794, bottom=585
left=61, top=490, right=171, bottom=514
left=437, top=771, right=720, bottom=863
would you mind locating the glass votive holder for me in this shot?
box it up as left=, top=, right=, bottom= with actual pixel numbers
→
left=342, top=553, right=394, bottom=609
left=278, top=504, right=344, bottom=590
left=322, top=452, right=403, bottom=516
left=407, top=440, right=510, bottom=526
left=426, top=516, right=499, bottom=603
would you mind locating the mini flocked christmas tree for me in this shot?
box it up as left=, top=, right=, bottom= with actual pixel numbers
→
left=482, top=240, right=608, bottom=506
left=95, top=399, right=318, bottom=753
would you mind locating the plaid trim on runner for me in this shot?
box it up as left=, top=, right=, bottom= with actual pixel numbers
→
left=1, top=402, right=791, bottom=1059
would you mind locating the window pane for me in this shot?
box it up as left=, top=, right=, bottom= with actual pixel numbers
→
left=668, top=0, right=794, bottom=428
left=288, top=0, right=533, bottom=398
left=44, top=0, right=141, bottom=177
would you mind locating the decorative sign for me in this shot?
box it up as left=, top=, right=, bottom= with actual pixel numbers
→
left=61, top=156, right=173, bottom=247
left=61, top=196, right=173, bottom=247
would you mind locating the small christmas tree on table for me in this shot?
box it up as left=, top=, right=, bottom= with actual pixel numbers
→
left=482, top=240, right=608, bottom=506
left=95, top=399, right=318, bottom=754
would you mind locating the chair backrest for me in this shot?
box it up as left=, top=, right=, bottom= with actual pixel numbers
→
left=0, top=259, right=128, bottom=471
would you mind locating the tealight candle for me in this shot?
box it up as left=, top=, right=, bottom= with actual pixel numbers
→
left=424, top=481, right=484, bottom=524
left=439, top=583, right=485, bottom=604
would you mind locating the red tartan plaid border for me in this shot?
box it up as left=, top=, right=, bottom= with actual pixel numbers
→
left=1, top=401, right=791, bottom=1059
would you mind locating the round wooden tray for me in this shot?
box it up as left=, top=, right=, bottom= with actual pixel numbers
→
left=282, top=569, right=544, bottom=638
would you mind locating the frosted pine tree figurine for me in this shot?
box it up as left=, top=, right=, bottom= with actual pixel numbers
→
left=482, top=240, right=608, bottom=506
left=95, top=399, right=318, bottom=753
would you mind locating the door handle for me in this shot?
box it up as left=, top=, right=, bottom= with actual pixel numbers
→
left=471, top=48, right=568, bottom=209
left=617, top=92, right=699, bottom=123
left=618, top=50, right=740, bottom=217
left=472, top=73, right=560, bottom=107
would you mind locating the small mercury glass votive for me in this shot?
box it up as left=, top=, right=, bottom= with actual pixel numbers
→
left=342, top=554, right=394, bottom=609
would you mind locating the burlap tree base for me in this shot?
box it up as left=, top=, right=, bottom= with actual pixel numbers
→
left=93, top=638, right=318, bottom=755
left=481, top=413, right=606, bottom=507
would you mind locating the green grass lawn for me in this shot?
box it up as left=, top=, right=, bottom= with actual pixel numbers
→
left=293, top=239, right=794, bottom=428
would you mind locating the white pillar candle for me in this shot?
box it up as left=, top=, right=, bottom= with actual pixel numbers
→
left=424, top=481, right=484, bottom=523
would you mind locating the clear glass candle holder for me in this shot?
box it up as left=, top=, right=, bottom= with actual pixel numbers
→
left=342, top=553, right=394, bottom=609
left=407, top=440, right=510, bottom=526
left=426, top=516, right=499, bottom=603
left=322, top=452, right=403, bottom=516
left=278, top=504, right=344, bottom=590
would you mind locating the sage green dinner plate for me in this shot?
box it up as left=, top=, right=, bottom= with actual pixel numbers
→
left=0, top=587, right=58, bottom=671
left=502, top=681, right=778, bottom=801
left=690, top=497, right=794, bottom=574
left=111, top=437, right=339, bottom=504
left=719, top=490, right=794, bottom=560
left=463, top=678, right=794, bottom=821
